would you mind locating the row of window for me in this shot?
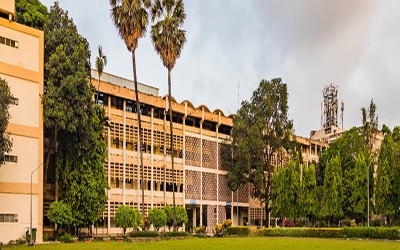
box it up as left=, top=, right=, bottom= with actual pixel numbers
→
left=0, top=214, right=18, bottom=223
left=0, top=36, right=19, bottom=49
left=4, top=154, right=18, bottom=163
left=95, top=92, right=232, bottom=135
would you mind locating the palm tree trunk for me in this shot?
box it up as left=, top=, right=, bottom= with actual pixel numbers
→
left=95, top=76, right=101, bottom=104
left=168, top=69, right=177, bottom=230
left=132, top=51, right=145, bottom=217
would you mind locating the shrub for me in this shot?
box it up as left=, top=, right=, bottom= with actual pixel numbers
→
left=164, top=206, right=189, bottom=231
left=140, top=215, right=150, bottom=231
left=129, top=231, right=159, bottom=238
left=370, top=219, right=383, bottom=227
left=258, top=228, right=344, bottom=238
left=344, top=227, right=400, bottom=240
left=227, top=226, right=251, bottom=236
left=47, top=201, right=74, bottom=233
left=284, top=219, right=295, bottom=227
left=148, top=208, right=167, bottom=231
left=164, top=231, right=189, bottom=238
left=339, top=218, right=351, bottom=227
left=58, top=233, right=74, bottom=243
left=115, top=205, right=142, bottom=235
left=214, top=223, right=223, bottom=237
left=195, top=226, right=206, bottom=236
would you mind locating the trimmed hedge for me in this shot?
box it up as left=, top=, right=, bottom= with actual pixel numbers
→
left=227, top=226, right=251, bottom=236
left=344, top=227, right=400, bottom=240
left=258, top=228, right=343, bottom=238
left=129, top=231, right=159, bottom=238
left=164, top=231, right=190, bottom=238
left=258, top=227, right=400, bottom=240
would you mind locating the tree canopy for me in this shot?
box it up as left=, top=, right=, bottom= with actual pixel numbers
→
left=221, top=78, right=300, bottom=225
left=42, top=2, right=108, bottom=230
left=15, top=0, right=48, bottom=30
left=0, top=78, right=15, bottom=166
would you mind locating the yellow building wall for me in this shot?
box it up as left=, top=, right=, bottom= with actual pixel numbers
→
left=0, top=15, right=43, bottom=244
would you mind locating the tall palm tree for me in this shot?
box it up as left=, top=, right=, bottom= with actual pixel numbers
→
left=95, top=45, right=107, bottom=104
left=150, top=0, right=186, bottom=229
left=109, top=0, right=150, bottom=217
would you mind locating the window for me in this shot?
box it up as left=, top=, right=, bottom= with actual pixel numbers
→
left=0, top=36, right=19, bottom=49
left=0, top=214, right=18, bottom=223
left=11, top=97, right=18, bottom=105
left=5, top=154, right=18, bottom=163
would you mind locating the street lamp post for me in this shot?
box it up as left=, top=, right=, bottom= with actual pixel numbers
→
left=30, top=163, right=42, bottom=246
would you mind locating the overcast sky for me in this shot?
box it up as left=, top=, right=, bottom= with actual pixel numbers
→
left=40, top=0, right=400, bottom=137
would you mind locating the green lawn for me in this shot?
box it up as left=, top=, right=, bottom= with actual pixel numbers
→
left=3, top=237, right=400, bottom=250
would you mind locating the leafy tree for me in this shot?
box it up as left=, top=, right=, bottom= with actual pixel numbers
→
left=271, top=159, right=301, bottom=224
left=164, top=205, right=187, bottom=231
left=149, top=208, right=167, bottom=231
left=0, top=78, right=15, bottom=166
left=110, top=0, right=151, bottom=217
left=317, top=127, right=368, bottom=218
left=300, top=163, right=317, bottom=224
left=375, top=125, right=399, bottom=225
left=15, top=0, right=48, bottom=30
left=150, top=0, right=186, bottom=229
left=46, top=201, right=74, bottom=234
left=349, top=152, right=368, bottom=222
left=115, top=205, right=141, bottom=235
left=221, top=78, right=300, bottom=226
left=322, top=155, right=343, bottom=224
left=95, top=45, right=107, bottom=104
left=43, top=2, right=108, bottom=231
left=361, top=99, right=379, bottom=153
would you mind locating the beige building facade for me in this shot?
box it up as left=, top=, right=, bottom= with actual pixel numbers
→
left=85, top=70, right=328, bottom=234
left=0, top=0, right=44, bottom=244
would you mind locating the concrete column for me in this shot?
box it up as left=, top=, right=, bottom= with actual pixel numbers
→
left=123, top=100, right=126, bottom=204
left=151, top=108, right=154, bottom=209
left=107, top=96, right=111, bottom=235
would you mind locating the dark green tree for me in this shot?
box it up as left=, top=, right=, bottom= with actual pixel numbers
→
left=0, top=78, right=15, bottom=166
left=349, top=152, right=368, bottom=222
left=150, top=0, right=186, bottom=229
left=221, top=78, right=300, bottom=226
left=110, top=0, right=151, bottom=217
left=361, top=99, right=379, bottom=153
left=317, top=127, right=368, bottom=218
left=300, top=163, right=317, bottom=224
left=322, top=155, right=343, bottom=224
left=42, top=2, right=108, bottom=232
left=15, top=0, right=48, bottom=30
left=375, top=125, right=399, bottom=225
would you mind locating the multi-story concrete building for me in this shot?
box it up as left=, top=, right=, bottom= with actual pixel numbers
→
left=0, top=0, right=44, bottom=244
left=89, top=69, right=328, bottom=233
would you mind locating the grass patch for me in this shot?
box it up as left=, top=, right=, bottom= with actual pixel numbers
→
left=2, top=237, right=399, bottom=250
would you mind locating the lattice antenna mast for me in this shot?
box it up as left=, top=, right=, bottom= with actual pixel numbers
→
left=322, top=83, right=339, bottom=129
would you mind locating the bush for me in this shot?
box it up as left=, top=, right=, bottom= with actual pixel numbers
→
left=284, top=219, right=295, bottom=227
left=164, top=231, right=189, bottom=238
left=129, top=231, right=159, bottom=238
left=344, top=227, right=400, bottom=240
left=339, top=218, right=351, bottom=227
left=195, top=226, right=206, bottom=236
left=258, top=228, right=344, bottom=238
left=115, top=205, right=142, bottom=235
left=58, top=233, right=74, bottom=243
left=148, top=208, right=167, bottom=231
left=370, top=219, right=383, bottom=227
left=227, top=226, right=251, bottom=236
